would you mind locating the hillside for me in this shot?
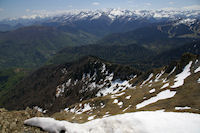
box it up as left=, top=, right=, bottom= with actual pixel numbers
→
left=1, top=54, right=199, bottom=115
left=0, top=68, right=27, bottom=105
left=0, top=56, right=141, bottom=113
left=51, top=53, right=200, bottom=122
left=0, top=53, right=199, bottom=132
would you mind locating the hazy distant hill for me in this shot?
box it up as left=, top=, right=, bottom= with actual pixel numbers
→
left=0, top=26, right=97, bottom=69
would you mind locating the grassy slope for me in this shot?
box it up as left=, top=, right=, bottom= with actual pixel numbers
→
left=0, top=68, right=27, bottom=105
left=51, top=54, right=200, bottom=123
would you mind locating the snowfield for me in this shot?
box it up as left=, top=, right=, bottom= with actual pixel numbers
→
left=171, top=61, right=192, bottom=88
left=24, top=111, right=200, bottom=133
left=136, top=89, right=176, bottom=109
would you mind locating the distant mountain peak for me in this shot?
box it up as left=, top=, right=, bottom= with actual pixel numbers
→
left=1, top=9, right=200, bottom=26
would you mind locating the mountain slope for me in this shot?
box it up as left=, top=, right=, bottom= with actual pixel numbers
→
left=0, top=53, right=199, bottom=133
left=50, top=53, right=200, bottom=122
left=0, top=56, right=141, bottom=113
left=1, top=53, right=199, bottom=116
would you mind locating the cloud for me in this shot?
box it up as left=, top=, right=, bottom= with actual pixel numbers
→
left=92, top=2, right=100, bottom=6
left=144, top=3, right=151, bottom=6
left=26, top=9, right=30, bottom=12
left=127, top=0, right=135, bottom=3
left=68, top=5, right=73, bottom=8
left=169, top=2, right=175, bottom=5
left=183, top=5, right=200, bottom=10
left=0, top=8, right=4, bottom=12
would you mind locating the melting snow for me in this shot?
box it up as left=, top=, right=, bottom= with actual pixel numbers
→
left=155, top=70, right=165, bottom=82
left=162, top=78, right=168, bottom=83
left=103, top=114, right=110, bottom=118
left=118, top=101, right=123, bottom=106
left=123, top=105, right=132, bottom=112
left=171, top=61, right=192, bottom=88
left=111, top=92, right=125, bottom=98
left=168, top=67, right=176, bottom=76
left=194, top=66, right=200, bottom=73
left=96, top=78, right=131, bottom=97
left=65, top=103, right=92, bottom=114
left=33, top=106, right=47, bottom=113
left=148, top=84, right=152, bottom=87
left=125, top=95, right=131, bottom=99
left=113, top=99, right=118, bottom=104
left=175, top=106, right=191, bottom=110
left=56, top=79, right=71, bottom=97
left=81, top=103, right=92, bottom=113
left=24, top=111, right=200, bottom=133
left=160, top=83, right=169, bottom=89
left=61, top=68, right=67, bottom=74
left=101, top=63, right=106, bottom=73
left=136, top=90, right=176, bottom=109
left=149, top=89, right=155, bottom=93
left=141, top=73, right=153, bottom=86
left=197, top=78, right=200, bottom=83
left=88, top=115, right=96, bottom=120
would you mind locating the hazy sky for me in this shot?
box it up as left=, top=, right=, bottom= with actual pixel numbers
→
left=0, top=0, right=200, bottom=20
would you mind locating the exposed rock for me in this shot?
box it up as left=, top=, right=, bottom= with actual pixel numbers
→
left=0, top=108, right=46, bottom=133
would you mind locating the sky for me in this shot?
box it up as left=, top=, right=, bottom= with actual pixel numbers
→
left=0, top=0, right=200, bottom=20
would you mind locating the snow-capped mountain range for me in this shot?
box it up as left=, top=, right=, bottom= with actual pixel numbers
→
left=1, top=9, right=200, bottom=26
left=50, top=9, right=200, bottom=23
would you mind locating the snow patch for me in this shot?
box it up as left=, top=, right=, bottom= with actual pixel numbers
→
left=194, top=66, right=200, bottom=73
left=33, top=106, right=47, bottom=113
left=125, top=95, right=131, bottom=99
left=195, top=59, right=198, bottom=64
left=65, top=103, right=92, bottom=114
left=171, top=61, right=192, bottom=88
left=24, top=111, right=200, bottom=133
left=149, top=89, right=155, bottom=93
left=123, top=105, right=132, bottom=112
left=113, top=99, right=118, bottom=104
left=101, top=63, right=106, bottom=73
left=111, top=92, right=125, bottom=98
left=168, top=67, right=176, bottom=76
left=155, top=70, right=165, bottom=82
left=96, top=78, right=131, bottom=97
left=136, top=90, right=176, bottom=109
left=197, top=78, right=200, bottom=83
left=118, top=101, right=123, bottom=106
left=175, top=106, right=191, bottom=110
left=88, top=115, right=96, bottom=120
left=141, top=73, right=153, bottom=86
left=56, top=79, right=71, bottom=97
left=160, top=83, right=169, bottom=89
